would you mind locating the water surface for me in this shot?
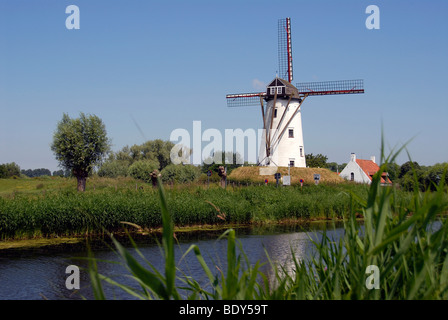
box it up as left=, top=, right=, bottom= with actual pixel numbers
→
left=0, top=222, right=345, bottom=300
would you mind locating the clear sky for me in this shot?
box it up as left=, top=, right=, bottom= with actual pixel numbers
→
left=1, top=0, right=447, bottom=172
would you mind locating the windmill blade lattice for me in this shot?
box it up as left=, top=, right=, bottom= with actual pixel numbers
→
left=278, top=18, right=293, bottom=83
left=296, top=79, right=364, bottom=96
left=226, top=93, right=266, bottom=107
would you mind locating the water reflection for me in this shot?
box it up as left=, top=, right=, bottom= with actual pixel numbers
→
left=0, top=221, right=346, bottom=300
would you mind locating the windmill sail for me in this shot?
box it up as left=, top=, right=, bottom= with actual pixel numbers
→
left=296, top=79, right=364, bottom=96
left=226, top=92, right=266, bottom=107
left=278, top=17, right=293, bottom=83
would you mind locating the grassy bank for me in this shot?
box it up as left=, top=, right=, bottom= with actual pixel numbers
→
left=0, top=177, right=380, bottom=240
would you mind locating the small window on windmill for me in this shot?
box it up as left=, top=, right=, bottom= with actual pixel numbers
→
left=274, top=108, right=278, bottom=118
left=288, top=128, right=294, bottom=138
left=277, top=86, right=283, bottom=94
left=300, top=146, right=303, bottom=157
left=289, top=160, right=295, bottom=167
left=270, top=87, right=276, bottom=95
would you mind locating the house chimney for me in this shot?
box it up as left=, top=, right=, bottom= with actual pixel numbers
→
left=370, top=156, right=376, bottom=164
left=350, top=153, right=356, bottom=162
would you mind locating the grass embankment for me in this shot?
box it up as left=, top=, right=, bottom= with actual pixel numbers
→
left=0, top=174, right=376, bottom=241
left=0, top=176, right=139, bottom=198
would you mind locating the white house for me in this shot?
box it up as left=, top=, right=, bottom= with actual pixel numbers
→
left=339, top=153, right=392, bottom=185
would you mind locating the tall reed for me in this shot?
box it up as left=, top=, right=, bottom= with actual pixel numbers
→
left=0, top=183, right=379, bottom=240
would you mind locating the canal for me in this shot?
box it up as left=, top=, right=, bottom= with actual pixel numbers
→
left=0, top=221, right=346, bottom=300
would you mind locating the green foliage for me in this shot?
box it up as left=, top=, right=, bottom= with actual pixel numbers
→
left=383, top=162, right=400, bottom=182
left=202, top=151, right=243, bottom=175
left=306, top=153, right=328, bottom=168
left=21, top=168, right=52, bottom=178
left=424, top=163, right=448, bottom=191
left=97, top=160, right=129, bottom=178
left=325, top=162, right=338, bottom=172
left=399, top=161, right=421, bottom=179
left=0, top=183, right=375, bottom=240
left=161, top=164, right=201, bottom=184
left=98, top=139, right=177, bottom=180
left=0, top=162, right=21, bottom=179
left=52, top=170, right=68, bottom=177
left=127, top=160, right=160, bottom=183
left=109, top=139, right=174, bottom=171
left=325, top=162, right=346, bottom=173
left=51, top=113, right=110, bottom=191
left=396, top=161, right=448, bottom=192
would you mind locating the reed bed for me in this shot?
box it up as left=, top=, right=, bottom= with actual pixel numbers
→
left=0, top=183, right=376, bottom=240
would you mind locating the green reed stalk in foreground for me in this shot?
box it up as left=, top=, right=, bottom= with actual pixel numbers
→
left=88, top=153, right=448, bottom=300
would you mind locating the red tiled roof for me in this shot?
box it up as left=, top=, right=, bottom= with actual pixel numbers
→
left=356, top=159, right=392, bottom=184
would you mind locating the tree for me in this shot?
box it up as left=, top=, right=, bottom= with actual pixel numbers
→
left=326, top=162, right=339, bottom=172
left=306, top=153, right=328, bottom=168
left=201, top=151, right=243, bottom=175
left=97, top=160, right=129, bottom=178
left=398, top=161, right=421, bottom=179
left=423, top=163, right=448, bottom=191
left=51, top=113, right=110, bottom=191
left=398, top=161, right=425, bottom=192
left=107, top=139, right=175, bottom=171
left=127, top=159, right=160, bottom=183
left=140, top=139, right=174, bottom=170
left=384, top=162, right=400, bottom=182
left=161, top=164, right=202, bottom=184
left=21, top=168, right=52, bottom=177
left=0, top=162, right=21, bottom=178
left=52, top=170, right=66, bottom=177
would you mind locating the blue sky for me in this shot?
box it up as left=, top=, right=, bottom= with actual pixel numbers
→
left=0, top=0, right=447, bottom=172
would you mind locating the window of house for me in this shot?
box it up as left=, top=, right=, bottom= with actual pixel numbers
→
left=277, top=86, right=283, bottom=94
left=270, top=87, right=276, bottom=95
left=288, top=129, right=294, bottom=138
left=350, top=172, right=354, bottom=181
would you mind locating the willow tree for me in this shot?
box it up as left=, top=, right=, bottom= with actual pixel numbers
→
left=51, top=113, right=110, bottom=191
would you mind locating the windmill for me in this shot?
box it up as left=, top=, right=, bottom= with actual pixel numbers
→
left=226, top=18, right=364, bottom=168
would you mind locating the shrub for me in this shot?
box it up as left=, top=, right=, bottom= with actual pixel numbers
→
left=161, top=164, right=201, bottom=184
left=0, top=162, right=21, bottom=179
left=127, top=160, right=160, bottom=183
left=98, top=160, right=130, bottom=178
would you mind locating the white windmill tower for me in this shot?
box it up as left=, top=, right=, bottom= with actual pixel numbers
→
left=226, top=18, right=364, bottom=168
